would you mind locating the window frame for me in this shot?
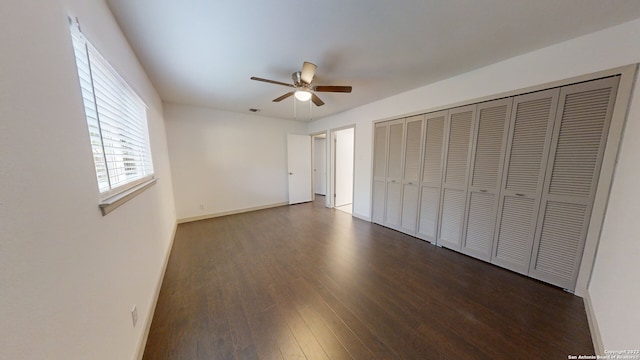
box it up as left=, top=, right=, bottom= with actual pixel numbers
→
left=69, top=17, right=156, bottom=214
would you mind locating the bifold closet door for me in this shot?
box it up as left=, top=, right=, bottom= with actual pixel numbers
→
left=438, top=105, right=476, bottom=251
left=491, top=88, right=559, bottom=274
left=461, top=99, right=512, bottom=262
left=417, top=111, right=447, bottom=243
left=384, top=119, right=405, bottom=230
left=529, top=76, right=619, bottom=290
left=400, top=116, right=424, bottom=234
left=372, top=122, right=388, bottom=224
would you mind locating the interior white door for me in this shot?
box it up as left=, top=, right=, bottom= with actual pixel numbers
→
left=491, top=88, right=559, bottom=274
left=437, top=105, right=476, bottom=251
left=314, top=137, right=326, bottom=195
left=372, top=123, right=388, bottom=224
left=461, top=98, right=512, bottom=262
left=417, top=111, right=447, bottom=243
left=334, top=128, right=354, bottom=207
left=400, top=115, right=424, bottom=234
left=287, top=134, right=312, bottom=205
left=384, top=119, right=406, bottom=230
left=529, top=77, right=619, bottom=290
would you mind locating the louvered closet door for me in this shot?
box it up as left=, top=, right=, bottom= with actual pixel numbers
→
left=461, top=99, right=512, bottom=262
left=400, top=116, right=425, bottom=234
left=438, top=105, right=476, bottom=251
left=529, top=77, right=619, bottom=290
left=417, top=111, right=447, bottom=243
left=384, top=119, right=405, bottom=230
left=491, top=88, right=559, bottom=274
left=372, top=122, right=388, bottom=224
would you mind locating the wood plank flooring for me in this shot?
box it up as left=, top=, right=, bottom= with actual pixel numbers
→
left=143, top=197, right=594, bottom=359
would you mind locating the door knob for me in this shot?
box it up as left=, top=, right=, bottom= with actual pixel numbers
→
left=289, top=172, right=293, bottom=175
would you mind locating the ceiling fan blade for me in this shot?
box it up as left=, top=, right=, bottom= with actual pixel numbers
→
left=300, top=62, right=317, bottom=84
left=311, top=93, right=325, bottom=106
left=273, top=91, right=295, bottom=102
left=250, top=76, right=295, bottom=88
left=314, top=85, right=352, bottom=93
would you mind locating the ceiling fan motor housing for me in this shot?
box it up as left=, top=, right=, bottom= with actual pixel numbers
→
left=292, top=71, right=303, bottom=87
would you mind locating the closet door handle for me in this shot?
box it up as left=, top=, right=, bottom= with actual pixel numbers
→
left=515, top=193, right=525, bottom=197
left=480, top=189, right=488, bottom=193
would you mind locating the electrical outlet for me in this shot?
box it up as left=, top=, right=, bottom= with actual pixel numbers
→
left=199, top=204, right=205, bottom=210
left=131, top=305, right=138, bottom=327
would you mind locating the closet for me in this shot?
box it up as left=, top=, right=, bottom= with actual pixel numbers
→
left=462, top=98, right=512, bottom=262
left=400, top=116, right=424, bottom=234
left=417, top=111, right=447, bottom=243
left=383, top=119, right=405, bottom=230
left=529, top=77, right=618, bottom=289
left=372, top=116, right=425, bottom=234
left=492, top=88, right=559, bottom=275
left=438, top=105, right=476, bottom=251
left=372, top=122, right=387, bottom=224
left=371, top=75, right=620, bottom=291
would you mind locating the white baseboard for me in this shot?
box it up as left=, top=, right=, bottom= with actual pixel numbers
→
left=177, top=202, right=289, bottom=224
left=584, top=290, right=604, bottom=355
left=134, top=222, right=178, bottom=360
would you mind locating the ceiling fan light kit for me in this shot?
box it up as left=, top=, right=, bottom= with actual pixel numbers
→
left=250, top=61, right=352, bottom=109
left=294, top=89, right=312, bottom=102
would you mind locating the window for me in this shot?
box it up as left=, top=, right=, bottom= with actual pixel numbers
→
left=69, top=18, right=154, bottom=204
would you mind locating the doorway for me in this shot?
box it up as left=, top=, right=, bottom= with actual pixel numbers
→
left=331, top=127, right=355, bottom=214
left=313, top=134, right=327, bottom=196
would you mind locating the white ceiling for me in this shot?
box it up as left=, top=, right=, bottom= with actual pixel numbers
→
left=105, top=0, right=640, bottom=121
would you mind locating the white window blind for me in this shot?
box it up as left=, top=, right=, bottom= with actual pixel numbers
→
left=69, top=19, right=154, bottom=198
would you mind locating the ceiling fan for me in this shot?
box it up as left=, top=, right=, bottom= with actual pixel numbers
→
left=250, top=62, right=352, bottom=106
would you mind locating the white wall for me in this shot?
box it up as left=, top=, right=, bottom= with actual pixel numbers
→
left=308, top=18, right=640, bottom=351
left=164, top=103, right=307, bottom=221
left=0, top=1, right=176, bottom=359
left=588, top=84, right=640, bottom=350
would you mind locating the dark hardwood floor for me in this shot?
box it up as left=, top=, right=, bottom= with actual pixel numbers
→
left=143, top=196, right=594, bottom=359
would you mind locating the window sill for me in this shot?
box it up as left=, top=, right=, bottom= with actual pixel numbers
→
left=99, top=178, right=157, bottom=216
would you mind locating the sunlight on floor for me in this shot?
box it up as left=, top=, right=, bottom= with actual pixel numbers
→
left=335, top=203, right=352, bottom=214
